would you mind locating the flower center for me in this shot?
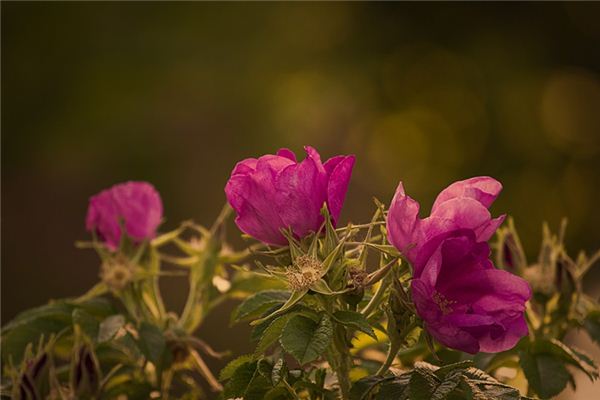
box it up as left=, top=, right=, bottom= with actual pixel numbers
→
left=432, top=291, right=456, bottom=315
left=287, top=255, right=322, bottom=291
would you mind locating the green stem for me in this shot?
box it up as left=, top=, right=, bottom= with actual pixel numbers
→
left=333, top=324, right=352, bottom=399
left=376, top=340, right=402, bottom=376
left=376, top=320, right=418, bottom=376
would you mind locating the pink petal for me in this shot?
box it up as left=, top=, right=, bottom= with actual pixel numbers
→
left=386, top=182, right=421, bottom=258
left=325, top=155, right=355, bottom=224
left=274, top=148, right=328, bottom=239
left=432, top=176, right=502, bottom=213
left=276, top=148, right=297, bottom=162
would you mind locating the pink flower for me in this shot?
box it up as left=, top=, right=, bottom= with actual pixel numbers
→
left=387, top=177, right=506, bottom=277
left=387, top=177, right=531, bottom=353
left=86, top=181, right=163, bottom=250
left=225, top=146, right=355, bottom=245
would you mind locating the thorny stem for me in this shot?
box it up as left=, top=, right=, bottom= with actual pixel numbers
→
left=333, top=324, right=352, bottom=399
left=375, top=320, right=418, bottom=376
left=318, top=295, right=352, bottom=399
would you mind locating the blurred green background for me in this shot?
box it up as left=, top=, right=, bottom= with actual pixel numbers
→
left=2, top=2, right=600, bottom=397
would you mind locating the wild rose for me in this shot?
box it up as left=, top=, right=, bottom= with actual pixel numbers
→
left=387, top=177, right=506, bottom=276
left=86, top=181, right=163, bottom=249
left=225, top=146, right=355, bottom=245
left=387, top=177, right=531, bottom=353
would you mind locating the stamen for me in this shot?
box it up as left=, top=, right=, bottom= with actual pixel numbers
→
left=432, top=291, right=456, bottom=314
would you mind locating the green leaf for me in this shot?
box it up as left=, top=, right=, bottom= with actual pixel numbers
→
left=250, top=289, right=308, bottom=326
left=519, top=349, right=570, bottom=399
left=97, top=315, right=125, bottom=343
left=220, top=354, right=254, bottom=381
left=280, top=314, right=333, bottom=365
left=431, top=371, right=461, bottom=400
left=333, top=310, right=377, bottom=339
left=376, top=380, right=409, bottom=400
left=223, top=360, right=258, bottom=398
left=72, top=309, right=99, bottom=340
left=434, top=360, right=474, bottom=379
left=222, top=360, right=273, bottom=400
left=231, top=290, right=291, bottom=323
left=530, top=339, right=599, bottom=381
left=137, top=322, right=165, bottom=366
left=584, top=310, right=600, bottom=345
left=349, top=376, right=387, bottom=400
left=409, top=365, right=439, bottom=400
left=254, top=314, right=295, bottom=357
left=1, top=302, right=73, bottom=364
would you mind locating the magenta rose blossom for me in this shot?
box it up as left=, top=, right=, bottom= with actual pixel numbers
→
left=387, top=177, right=531, bottom=353
left=86, top=181, right=163, bottom=250
left=225, top=146, right=355, bottom=245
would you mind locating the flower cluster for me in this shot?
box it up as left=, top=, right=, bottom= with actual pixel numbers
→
left=225, top=149, right=531, bottom=354
left=4, top=144, right=599, bottom=400
left=387, top=178, right=531, bottom=353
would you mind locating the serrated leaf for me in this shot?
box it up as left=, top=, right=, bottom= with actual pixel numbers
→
left=530, top=338, right=599, bottom=381
left=220, top=354, right=254, bottom=381
left=222, top=359, right=273, bottom=400
left=333, top=310, right=377, bottom=339
left=519, top=349, right=570, bottom=399
left=409, top=366, right=439, bottom=400
left=280, top=314, right=333, bottom=365
left=460, top=378, right=489, bottom=400
left=137, top=322, right=165, bottom=365
left=223, top=360, right=257, bottom=398
left=231, top=290, right=291, bottom=323
left=477, top=384, right=520, bottom=400
left=462, top=367, right=497, bottom=382
left=376, top=380, right=410, bottom=400
left=97, top=315, right=125, bottom=343
left=431, top=371, right=462, bottom=400
left=254, top=314, right=294, bottom=357
left=434, top=360, right=474, bottom=379
left=349, top=376, right=387, bottom=400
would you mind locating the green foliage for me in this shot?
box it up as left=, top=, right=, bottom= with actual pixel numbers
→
left=231, top=290, right=291, bottom=323
left=333, top=310, right=377, bottom=339
left=137, top=322, right=166, bottom=366
left=519, top=338, right=599, bottom=398
left=351, top=361, right=532, bottom=400
left=584, top=310, right=600, bottom=344
left=280, top=314, right=334, bottom=365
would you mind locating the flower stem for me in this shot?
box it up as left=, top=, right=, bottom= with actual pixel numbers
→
left=333, top=324, right=352, bottom=399
left=376, top=320, right=418, bottom=375
left=376, top=339, right=402, bottom=376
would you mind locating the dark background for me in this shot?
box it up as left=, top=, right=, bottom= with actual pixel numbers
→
left=2, top=2, right=600, bottom=397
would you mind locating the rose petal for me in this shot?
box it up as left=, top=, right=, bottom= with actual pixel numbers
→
left=325, top=155, right=355, bottom=224
left=386, top=182, right=421, bottom=258
left=432, top=176, right=502, bottom=212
